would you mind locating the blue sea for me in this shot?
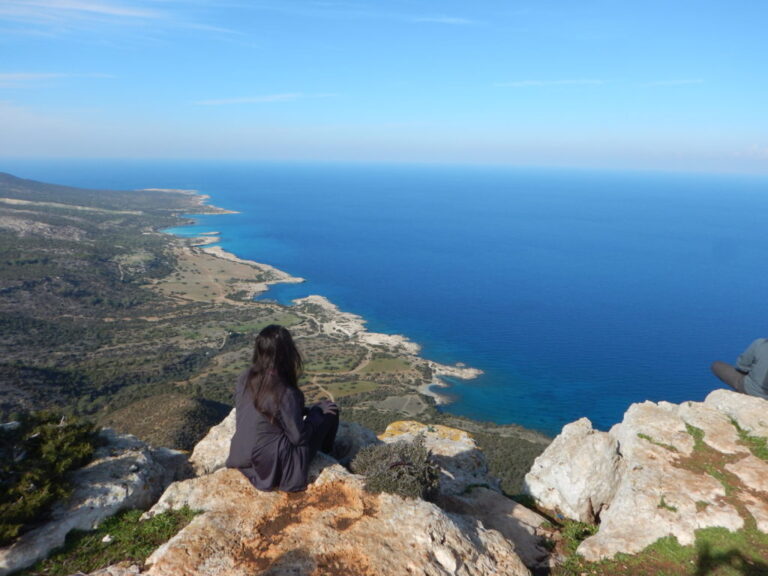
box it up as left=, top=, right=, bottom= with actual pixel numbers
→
left=3, top=158, right=768, bottom=435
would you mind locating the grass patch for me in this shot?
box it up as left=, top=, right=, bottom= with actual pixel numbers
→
left=360, top=357, right=412, bottom=374
left=637, top=432, right=679, bottom=453
left=560, top=520, right=599, bottom=554
left=18, top=507, right=198, bottom=576
left=324, top=380, right=379, bottom=399
left=731, top=419, right=768, bottom=462
left=553, top=527, right=768, bottom=576
left=658, top=495, right=679, bottom=512
left=686, top=423, right=706, bottom=451
left=704, top=465, right=735, bottom=497
left=229, top=314, right=302, bottom=335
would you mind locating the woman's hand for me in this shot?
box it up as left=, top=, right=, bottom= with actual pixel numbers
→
left=317, top=400, right=339, bottom=415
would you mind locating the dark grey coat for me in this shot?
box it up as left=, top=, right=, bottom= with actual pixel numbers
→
left=225, top=370, right=330, bottom=492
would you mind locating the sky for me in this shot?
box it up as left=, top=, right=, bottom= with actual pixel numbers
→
left=1, top=0, right=767, bottom=173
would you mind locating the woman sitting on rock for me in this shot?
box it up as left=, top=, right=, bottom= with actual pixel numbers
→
left=226, top=324, right=339, bottom=492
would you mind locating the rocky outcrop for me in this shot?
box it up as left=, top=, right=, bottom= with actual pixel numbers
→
left=0, top=429, right=184, bottom=576
left=143, top=457, right=530, bottom=576
left=128, top=417, right=552, bottom=575
left=524, top=390, right=768, bottom=561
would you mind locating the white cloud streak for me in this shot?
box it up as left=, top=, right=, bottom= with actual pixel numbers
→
left=0, top=72, right=114, bottom=87
left=193, top=93, right=335, bottom=106
left=495, top=79, right=605, bottom=87
left=1, top=0, right=161, bottom=19
left=643, top=79, right=704, bottom=87
left=411, top=16, right=476, bottom=25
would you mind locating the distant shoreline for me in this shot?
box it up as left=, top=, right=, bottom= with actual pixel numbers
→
left=170, top=188, right=483, bottom=406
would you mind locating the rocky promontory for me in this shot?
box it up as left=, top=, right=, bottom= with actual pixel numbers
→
left=5, top=389, right=765, bottom=575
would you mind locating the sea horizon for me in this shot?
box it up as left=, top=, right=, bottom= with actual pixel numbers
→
left=3, top=158, right=768, bottom=436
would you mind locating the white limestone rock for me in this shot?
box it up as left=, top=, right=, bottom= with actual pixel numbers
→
left=704, top=389, right=768, bottom=438
left=523, top=418, right=623, bottom=523
left=523, top=391, right=768, bottom=561
left=189, top=408, right=235, bottom=475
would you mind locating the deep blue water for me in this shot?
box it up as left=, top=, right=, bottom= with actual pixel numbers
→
left=3, top=158, right=768, bottom=435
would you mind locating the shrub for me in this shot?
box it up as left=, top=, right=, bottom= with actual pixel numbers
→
left=350, top=436, right=440, bottom=501
left=0, top=411, right=98, bottom=546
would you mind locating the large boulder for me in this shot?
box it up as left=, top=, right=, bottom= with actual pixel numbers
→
left=523, top=418, right=622, bottom=523
left=0, top=429, right=178, bottom=576
left=523, top=391, right=768, bottom=561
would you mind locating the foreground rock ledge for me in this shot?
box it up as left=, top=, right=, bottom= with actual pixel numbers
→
left=141, top=416, right=545, bottom=575
left=143, top=458, right=530, bottom=576
left=524, top=389, right=768, bottom=561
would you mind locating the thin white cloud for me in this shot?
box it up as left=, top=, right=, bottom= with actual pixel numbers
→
left=412, top=16, right=477, bottom=26
left=2, top=0, right=161, bottom=19
left=193, top=93, right=336, bottom=106
left=0, top=72, right=114, bottom=86
left=495, top=79, right=605, bottom=87
left=643, top=79, right=705, bottom=87
left=179, top=21, right=244, bottom=36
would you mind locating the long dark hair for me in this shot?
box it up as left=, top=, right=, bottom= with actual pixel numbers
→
left=247, top=324, right=303, bottom=422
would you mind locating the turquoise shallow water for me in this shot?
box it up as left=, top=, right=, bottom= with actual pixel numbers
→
left=3, top=159, right=768, bottom=435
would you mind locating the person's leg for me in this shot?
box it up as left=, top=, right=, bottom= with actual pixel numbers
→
left=711, top=361, right=747, bottom=393
left=308, top=411, right=339, bottom=459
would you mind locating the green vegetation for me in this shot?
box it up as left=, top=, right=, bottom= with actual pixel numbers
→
left=553, top=527, right=768, bottom=576
left=0, top=172, right=298, bottom=442
left=560, top=520, right=599, bottom=554
left=731, top=419, right=768, bottom=462
left=18, top=507, right=198, bottom=576
left=351, top=436, right=440, bottom=501
left=0, top=411, right=98, bottom=546
left=360, top=356, right=412, bottom=374
left=658, top=495, right=679, bottom=513
left=637, top=432, right=679, bottom=453
left=229, top=313, right=301, bottom=335
left=323, top=379, right=379, bottom=399
left=685, top=423, right=706, bottom=451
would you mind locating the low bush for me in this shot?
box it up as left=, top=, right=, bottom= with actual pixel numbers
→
left=350, top=436, right=440, bottom=500
left=0, top=411, right=98, bottom=546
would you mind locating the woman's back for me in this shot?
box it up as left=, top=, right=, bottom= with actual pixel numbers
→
left=226, top=368, right=336, bottom=492
left=226, top=324, right=339, bottom=492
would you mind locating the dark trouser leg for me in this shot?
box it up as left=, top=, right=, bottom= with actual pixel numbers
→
left=308, top=411, right=339, bottom=459
left=711, top=361, right=747, bottom=393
